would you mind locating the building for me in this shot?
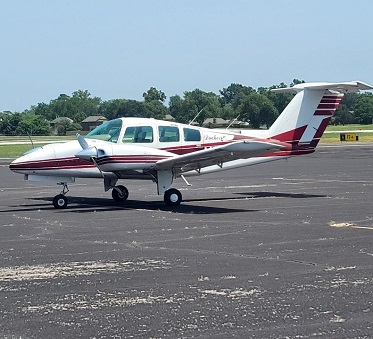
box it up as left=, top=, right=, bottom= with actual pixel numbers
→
left=81, top=116, right=108, bottom=131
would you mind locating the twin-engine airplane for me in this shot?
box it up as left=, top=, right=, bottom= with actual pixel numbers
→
left=9, top=81, right=373, bottom=209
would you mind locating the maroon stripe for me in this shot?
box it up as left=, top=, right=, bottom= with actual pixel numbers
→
left=314, top=118, right=332, bottom=139
left=271, top=125, right=307, bottom=143
left=320, top=98, right=342, bottom=104
left=10, top=164, right=95, bottom=171
left=314, top=109, right=334, bottom=116
left=317, top=103, right=340, bottom=109
left=9, top=158, right=94, bottom=171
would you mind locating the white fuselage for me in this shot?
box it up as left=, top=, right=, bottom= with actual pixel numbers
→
left=9, top=118, right=287, bottom=182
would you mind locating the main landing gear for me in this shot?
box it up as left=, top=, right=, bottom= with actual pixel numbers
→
left=163, top=188, right=182, bottom=206
left=111, top=185, right=129, bottom=202
left=51, top=183, right=181, bottom=209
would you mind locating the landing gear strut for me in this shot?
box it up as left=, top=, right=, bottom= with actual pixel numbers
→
left=112, top=185, right=129, bottom=202
left=164, top=188, right=182, bottom=206
left=53, top=183, right=69, bottom=209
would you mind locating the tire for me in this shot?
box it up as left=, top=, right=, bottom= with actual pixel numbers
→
left=164, top=188, right=182, bottom=206
left=112, top=185, right=129, bottom=202
left=53, top=194, right=68, bottom=209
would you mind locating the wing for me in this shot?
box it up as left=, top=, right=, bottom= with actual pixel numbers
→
left=155, top=140, right=288, bottom=174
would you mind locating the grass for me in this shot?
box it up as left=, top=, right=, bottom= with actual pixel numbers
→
left=320, top=132, right=373, bottom=143
left=326, top=124, right=373, bottom=131
left=0, top=144, right=49, bottom=158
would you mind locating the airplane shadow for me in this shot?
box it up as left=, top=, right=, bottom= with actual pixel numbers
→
left=2, top=196, right=253, bottom=215
left=233, top=191, right=327, bottom=199
left=1, top=191, right=326, bottom=215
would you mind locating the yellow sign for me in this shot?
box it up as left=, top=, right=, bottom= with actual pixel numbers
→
left=340, top=133, right=358, bottom=142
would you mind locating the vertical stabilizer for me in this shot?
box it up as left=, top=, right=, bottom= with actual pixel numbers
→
left=268, top=81, right=373, bottom=149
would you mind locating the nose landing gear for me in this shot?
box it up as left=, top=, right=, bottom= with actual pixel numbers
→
left=53, top=183, right=69, bottom=209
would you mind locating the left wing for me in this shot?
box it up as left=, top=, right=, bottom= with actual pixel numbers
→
left=154, top=139, right=288, bottom=174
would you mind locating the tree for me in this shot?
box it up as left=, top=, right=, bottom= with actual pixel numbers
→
left=144, top=100, right=168, bottom=119
left=259, top=103, right=279, bottom=128
left=168, top=95, right=183, bottom=121
left=219, top=83, right=254, bottom=105
left=238, top=92, right=278, bottom=128
left=143, top=87, right=166, bottom=103
left=0, top=113, right=22, bottom=135
left=170, top=89, right=222, bottom=125
left=239, top=98, right=260, bottom=128
left=29, top=90, right=101, bottom=123
left=333, top=104, right=355, bottom=125
left=259, top=83, right=293, bottom=114
left=290, top=79, right=305, bottom=87
left=353, top=93, right=373, bottom=124
left=0, top=112, right=50, bottom=135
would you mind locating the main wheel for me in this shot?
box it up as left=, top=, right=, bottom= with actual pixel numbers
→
left=112, top=185, right=129, bottom=202
left=164, top=188, right=182, bottom=206
left=53, top=194, right=68, bottom=209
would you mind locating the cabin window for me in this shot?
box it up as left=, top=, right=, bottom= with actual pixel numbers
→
left=86, top=119, right=122, bottom=143
left=122, top=126, right=153, bottom=143
left=183, top=127, right=201, bottom=142
left=159, top=126, right=180, bottom=142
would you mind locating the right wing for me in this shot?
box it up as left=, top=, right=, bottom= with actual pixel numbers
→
left=155, top=139, right=288, bottom=174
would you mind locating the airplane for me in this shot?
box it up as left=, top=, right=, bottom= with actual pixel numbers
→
left=9, top=81, right=373, bottom=209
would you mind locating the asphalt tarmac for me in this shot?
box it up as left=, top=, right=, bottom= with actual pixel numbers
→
left=0, top=144, right=372, bottom=339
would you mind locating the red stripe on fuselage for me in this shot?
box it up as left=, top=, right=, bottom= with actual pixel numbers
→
left=9, top=157, right=94, bottom=171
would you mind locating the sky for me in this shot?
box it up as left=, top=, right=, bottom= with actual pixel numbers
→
left=1, top=0, right=373, bottom=112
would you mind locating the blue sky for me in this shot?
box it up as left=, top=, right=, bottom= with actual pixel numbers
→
left=1, top=0, right=373, bottom=112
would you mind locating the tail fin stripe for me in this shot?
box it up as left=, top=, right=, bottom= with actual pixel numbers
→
left=313, top=118, right=331, bottom=139
left=317, top=103, right=341, bottom=109
left=320, top=98, right=343, bottom=103
left=271, top=126, right=307, bottom=143
left=314, top=110, right=334, bottom=116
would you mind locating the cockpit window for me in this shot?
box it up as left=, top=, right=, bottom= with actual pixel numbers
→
left=122, top=126, right=154, bottom=143
left=85, top=119, right=122, bottom=143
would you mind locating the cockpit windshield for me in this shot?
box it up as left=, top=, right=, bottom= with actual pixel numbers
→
left=85, top=119, right=122, bottom=143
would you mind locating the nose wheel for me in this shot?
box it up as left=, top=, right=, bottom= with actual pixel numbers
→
left=53, top=194, right=68, bottom=209
left=53, top=183, right=69, bottom=209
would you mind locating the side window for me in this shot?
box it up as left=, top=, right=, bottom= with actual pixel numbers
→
left=122, top=126, right=135, bottom=143
left=159, top=126, right=180, bottom=142
left=183, top=128, right=201, bottom=142
left=122, top=126, right=154, bottom=143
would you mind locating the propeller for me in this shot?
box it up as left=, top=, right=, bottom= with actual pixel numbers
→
left=75, top=134, right=105, bottom=179
left=75, top=133, right=98, bottom=162
left=77, top=133, right=89, bottom=149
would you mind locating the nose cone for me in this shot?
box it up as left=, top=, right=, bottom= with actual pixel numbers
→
left=9, top=146, right=55, bottom=174
left=9, top=153, right=31, bottom=173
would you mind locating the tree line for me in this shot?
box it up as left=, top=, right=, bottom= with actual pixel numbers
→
left=1, top=80, right=373, bottom=136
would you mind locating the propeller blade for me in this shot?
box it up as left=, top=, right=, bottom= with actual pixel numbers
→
left=77, top=133, right=89, bottom=150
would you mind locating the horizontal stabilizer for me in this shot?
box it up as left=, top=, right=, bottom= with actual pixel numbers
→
left=272, top=81, right=373, bottom=94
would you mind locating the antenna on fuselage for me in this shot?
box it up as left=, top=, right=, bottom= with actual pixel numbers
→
left=226, top=114, right=240, bottom=130
left=188, top=108, right=204, bottom=125
left=27, top=131, right=35, bottom=149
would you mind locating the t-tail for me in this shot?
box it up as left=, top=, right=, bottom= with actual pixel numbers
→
left=268, top=81, right=373, bottom=154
